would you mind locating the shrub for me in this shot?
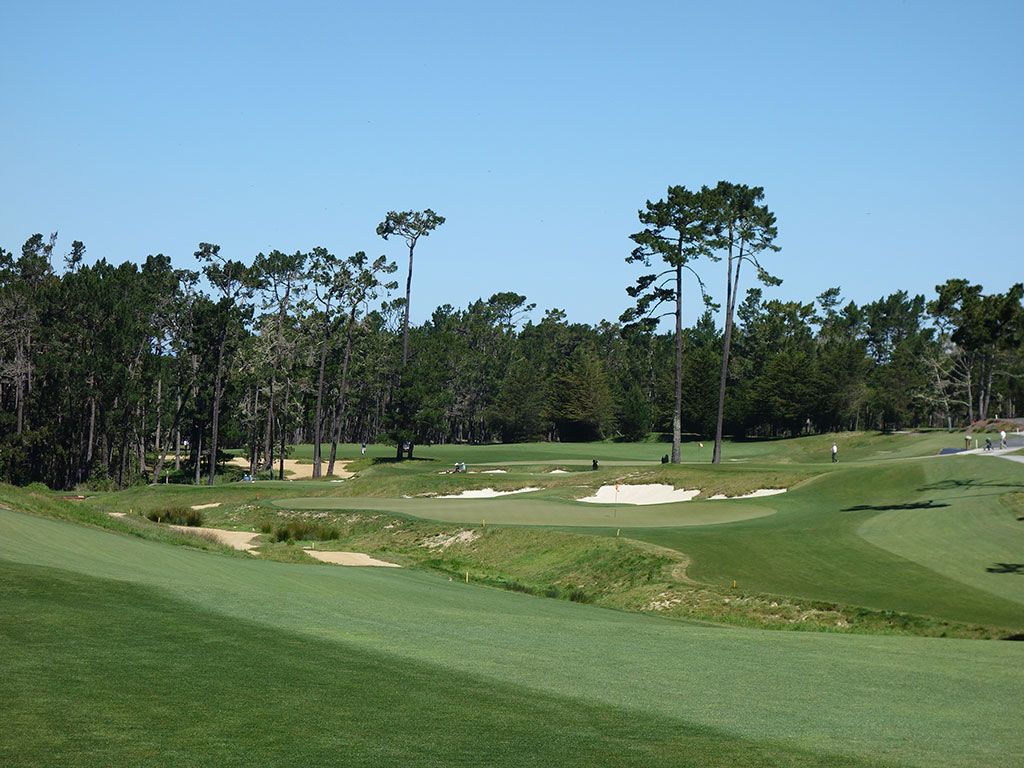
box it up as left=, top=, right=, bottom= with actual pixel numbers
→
left=273, top=520, right=339, bottom=542
left=568, top=587, right=590, bottom=603
left=146, top=507, right=204, bottom=527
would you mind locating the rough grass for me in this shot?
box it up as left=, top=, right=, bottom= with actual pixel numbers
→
left=145, top=506, right=204, bottom=526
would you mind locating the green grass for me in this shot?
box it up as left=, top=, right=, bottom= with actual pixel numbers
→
left=71, top=434, right=1024, bottom=631
left=623, top=456, right=1024, bottom=629
left=283, top=431, right=964, bottom=466
left=2, top=508, right=1022, bottom=767
left=3, top=560, right=889, bottom=768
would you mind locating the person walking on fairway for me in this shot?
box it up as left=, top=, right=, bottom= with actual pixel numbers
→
left=1000, top=430, right=1007, bottom=449
left=831, top=443, right=838, bottom=463
left=360, top=441, right=367, bottom=456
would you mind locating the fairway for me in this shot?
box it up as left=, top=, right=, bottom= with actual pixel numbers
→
left=2, top=507, right=1022, bottom=767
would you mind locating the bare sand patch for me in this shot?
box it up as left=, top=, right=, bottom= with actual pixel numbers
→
left=190, top=502, right=222, bottom=510
left=169, top=525, right=260, bottom=551
left=421, top=530, right=481, bottom=549
left=709, top=489, right=787, bottom=500
left=480, top=469, right=507, bottom=474
left=108, top=511, right=126, bottom=518
left=548, top=469, right=569, bottom=474
left=227, top=456, right=354, bottom=480
left=579, top=484, right=701, bottom=505
left=304, top=550, right=400, bottom=567
left=437, top=487, right=540, bottom=499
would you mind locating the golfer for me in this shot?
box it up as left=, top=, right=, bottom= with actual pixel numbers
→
left=831, top=443, right=838, bottom=463
left=1000, top=430, right=1007, bottom=449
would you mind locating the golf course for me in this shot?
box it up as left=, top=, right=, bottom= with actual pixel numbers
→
left=2, top=431, right=1022, bottom=767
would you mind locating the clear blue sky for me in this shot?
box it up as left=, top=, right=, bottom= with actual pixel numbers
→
left=2, top=1, right=1021, bottom=326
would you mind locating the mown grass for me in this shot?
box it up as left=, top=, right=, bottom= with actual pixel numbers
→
left=2, top=510, right=1022, bottom=767
left=0, top=560, right=889, bottom=768
left=0, top=483, right=237, bottom=556
left=67, top=433, right=1024, bottom=633
left=625, top=456, right=1024, bottom=629
left=282, top=430, right=963, bottom=466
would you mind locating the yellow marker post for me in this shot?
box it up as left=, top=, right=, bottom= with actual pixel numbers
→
left=731, top=580, right=737, bottom=589
left=465, top=571, right=469, bottom=584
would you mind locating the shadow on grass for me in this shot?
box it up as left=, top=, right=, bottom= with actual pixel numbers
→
left=986, top=563, right=1024, bottom=574
left=842, top=501, right=950, bottom=512
left=919, top=479, right=1024, bottom=492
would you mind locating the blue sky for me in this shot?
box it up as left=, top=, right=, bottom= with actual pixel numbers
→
left=1, top=1, right=1021, bottom=326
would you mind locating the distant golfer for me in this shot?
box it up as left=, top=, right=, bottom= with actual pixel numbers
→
left=831, top=443, right=838, bottom=463
left=1000, top=430, right=1007, bottom=449
left=360, top=441, right=367, bottom=456
left=965, top=433, right=972, bottom=450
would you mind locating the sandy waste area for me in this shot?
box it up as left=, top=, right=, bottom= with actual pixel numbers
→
left=437, top=487, right=540, bottom=499
left=227, top=456, right=353, bottom=480
left=304, top=550, right=400, bottom=567
left=169, top=525, right=261, bottom=551
left=580, top=484, right=787, bottom=505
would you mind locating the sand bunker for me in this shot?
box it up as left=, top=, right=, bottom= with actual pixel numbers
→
left=437, top=487, right=540, bottom=499
left=227, top=456, right=353, bottom=480
left=480, top=469, right=507, bottom=474
left=579, top=484, right=701, bottom=505
left=548, top=469, right=569, bottom=474
left=190, top=502, right=222, bottom=510
left=421, top=530, right=481, bottom=549
left=169, top=525, right=260, bottom=551
left=708, top=489, right=787, bottom=500
left=304, top=550, right=400, bottom=567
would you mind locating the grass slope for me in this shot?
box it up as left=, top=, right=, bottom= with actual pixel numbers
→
left=2, top=560, right=885, bottom=768
left=625, top=457, right=1024, bottom=628
left=2, top=509, right=1022, bottom=767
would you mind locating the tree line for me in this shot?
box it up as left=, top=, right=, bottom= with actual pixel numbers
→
left=1, top=189, right=1022, bottom=489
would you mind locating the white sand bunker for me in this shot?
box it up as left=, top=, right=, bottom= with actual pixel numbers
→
left=709, top=489, right=787, bottom=500
left=548, top=469, right=569, bottom=474
left=437, top=487, right=540, bottom=499
left=480, top=469, right=507, bottom=474
left=305, top=550, right=400, bottom=567
left=190, top=502, right=221, bottom=510
left=169, top=525, right=260, bottom=551
left=580, top=484, right=701, bottom=505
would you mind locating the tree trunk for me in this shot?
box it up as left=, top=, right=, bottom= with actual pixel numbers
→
left=672, top=264, right=683, bottom=464
left=207, top=334, right=227, bottom=486
left=713, top=239, right=744, bottom=464
left=327, top=311, right=357, bottom=476
left=312, top=327, right=330, bottom=479
left=153, top=384, right=191, bottom=484
left=279, top=379, right=291, bottom=481
left=401, top=242, right=414, bottom=367
left=263, top=379, right=275, bottom=471
left=193, top=428, right=203, bottom=485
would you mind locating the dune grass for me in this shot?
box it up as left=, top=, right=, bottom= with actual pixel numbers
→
left=2, top=509, right=1022, bottom=767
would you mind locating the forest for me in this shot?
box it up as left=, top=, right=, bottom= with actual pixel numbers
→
left=2, top=186, right=1022, bottom=489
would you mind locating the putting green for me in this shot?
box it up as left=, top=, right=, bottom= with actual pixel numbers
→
left=1, top=508, right=1021, bottom=767
left=271, top=494, right=778, bottom=527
